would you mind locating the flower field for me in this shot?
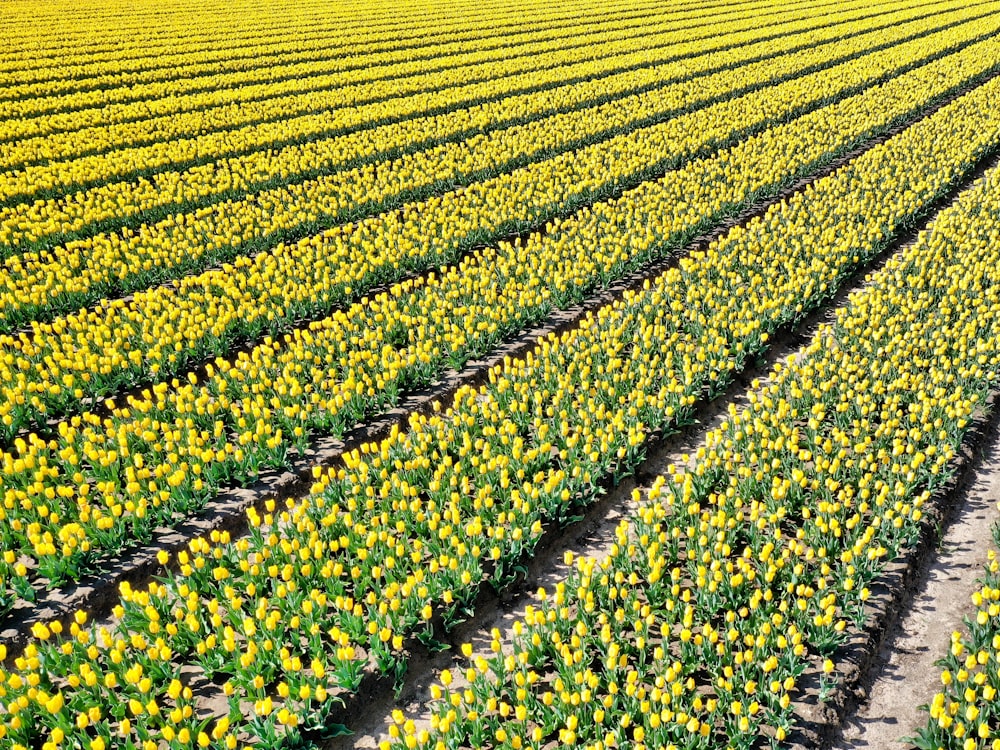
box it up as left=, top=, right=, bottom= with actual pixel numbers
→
left=2, top=0, right=1000, bottom=748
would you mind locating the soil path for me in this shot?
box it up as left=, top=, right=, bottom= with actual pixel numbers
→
left=833, top=425, right=1000, bottom=749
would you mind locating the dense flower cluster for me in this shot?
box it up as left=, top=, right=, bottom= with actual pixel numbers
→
left=6, top=0, right=908, bottom=162
left=0, top=0, right=673, bottom=110
left=2, top=57, right=999, bottom=747
left=0, top=0, right=804, bottom=126
left=2, top=0, right=982, bottom=259
left=386, top=139, right=1000, bottom=750
left=0, top=50, right=995, bottom=610
left=0, top=0, right=906, bottom=208
left=2, top=25, right=997, bottom=438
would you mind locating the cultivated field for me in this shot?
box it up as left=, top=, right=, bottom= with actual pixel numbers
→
left=2, top=0, right=1000, bottom=748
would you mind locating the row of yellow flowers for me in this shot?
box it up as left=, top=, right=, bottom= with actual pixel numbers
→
left=2, top=25, right=995, bottom=441
left=387, top=154, right=1000, bottom=750
left=3, top=0, right=963, bottom=257
left=0, top=42, right=994, bottom=609
left=7, top=10, right=990, bottom=350
left=0, top=0, right=646, bottom=100
left=3, top=9, right=729, bottom=163
left=2, top=60, right=999, bottom=749
left=0, top=0, right=785, bottom=145
left=0, top=0, right=934, bottom=206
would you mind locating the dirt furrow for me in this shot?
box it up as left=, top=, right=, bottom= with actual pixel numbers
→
left=834, top=430, right=1000, bottom=750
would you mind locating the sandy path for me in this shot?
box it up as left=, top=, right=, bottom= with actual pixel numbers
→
left=834, top=425, right=1000, bottom=750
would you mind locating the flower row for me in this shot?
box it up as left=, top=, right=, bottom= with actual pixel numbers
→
left=2, top=60, right=999, bottom=749
left=2, top=25, right=995, bottom=441
left=0, top=0, right=773, bottom=146
left=0, top=34, right=990, bottom=609
left=0, top=0, right=904, bottom=209
left=0, top=0, right=653, bottom=104
left=4, top=0, right=959, bottom=257
left=385, top=149, right=1000, bottom=750
left=915, top=540, right=1000, bottom=748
